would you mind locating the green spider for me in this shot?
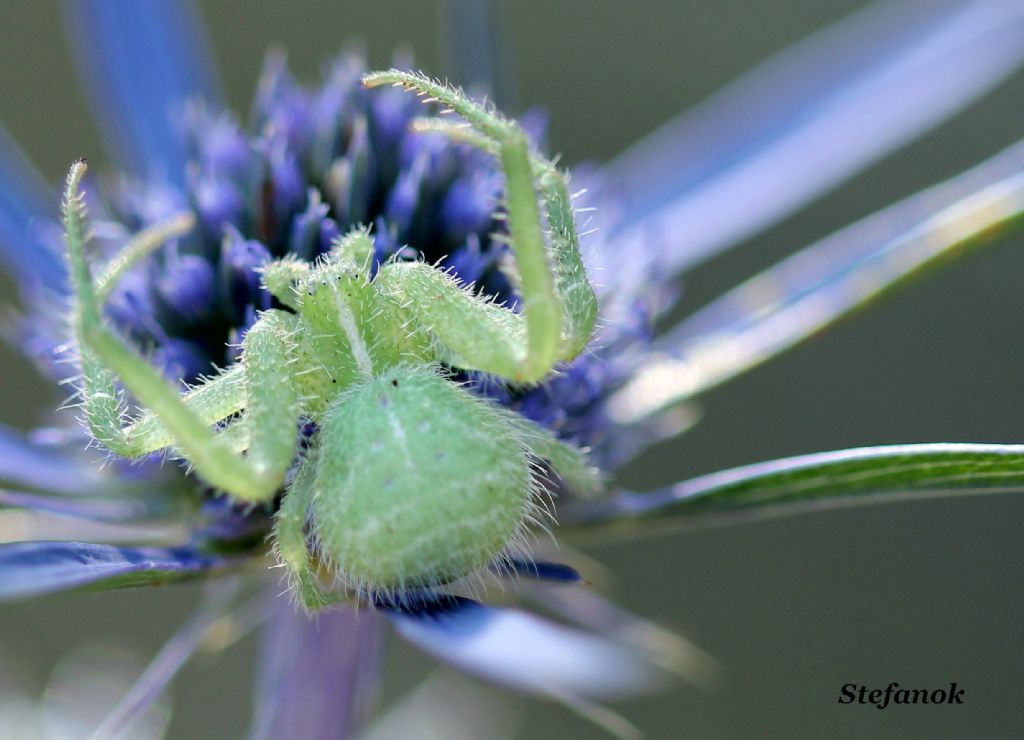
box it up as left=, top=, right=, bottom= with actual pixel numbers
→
left=64, top=71, right=601, bottom=609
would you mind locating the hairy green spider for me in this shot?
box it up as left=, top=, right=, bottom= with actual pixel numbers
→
left=64, top=71, right=600, bottom=608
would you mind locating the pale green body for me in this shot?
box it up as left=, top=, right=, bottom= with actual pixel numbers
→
left=64, top=71, right=600, bottom=607
left=314, top=368, right=531, bottom=591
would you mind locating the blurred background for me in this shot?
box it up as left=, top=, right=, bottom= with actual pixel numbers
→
left=1, top=1, right=1024, bottom=738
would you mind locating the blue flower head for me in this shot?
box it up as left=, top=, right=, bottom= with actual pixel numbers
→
left=3, top=2, right=1024, bottom=737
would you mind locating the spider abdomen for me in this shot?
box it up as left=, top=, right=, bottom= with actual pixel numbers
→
left=311, top=364, right=533, bottom=593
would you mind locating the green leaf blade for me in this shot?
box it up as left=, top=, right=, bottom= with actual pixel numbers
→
left=609, top=141, right=1024, bottom=424
left=565, top=443, right=1024, bottom=534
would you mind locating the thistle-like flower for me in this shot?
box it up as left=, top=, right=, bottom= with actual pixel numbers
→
left=3, top=2, right=1024, bottom=738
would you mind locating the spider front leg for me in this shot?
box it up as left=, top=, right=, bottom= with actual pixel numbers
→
left=73, top=206, right=233, bottom=458
left=64, top=162, right=299, bottom=502
left=364, top=71, right=598, bottom=383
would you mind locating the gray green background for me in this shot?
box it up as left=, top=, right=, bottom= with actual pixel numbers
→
left=1, top=1, right=1023, bottom=738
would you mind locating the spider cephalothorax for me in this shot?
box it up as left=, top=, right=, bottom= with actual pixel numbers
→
left=65, top=72, right=600, bottom=607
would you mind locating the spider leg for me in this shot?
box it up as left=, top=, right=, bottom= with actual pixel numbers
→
left=122, top=365, right=248, bottom=457
left=375, top=259, right=527, bottom=378
left=64, top=162, right=298, bottom=503
left=93, top=211, right=195, bottom=304
left=365, top=71, right=597, bottom=383
left=124, top=311, right=298, bottom=475
left=532, top=159, right=598, bottom=359
left=70, top=207, right=202, bottom=457
left=497, top=408, right=604, bottom=498
left=413, top=117, right=597, bottom=358
left=273, top=445, right=337, bottom=611
left=242, top=311, right=302, bottom=484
